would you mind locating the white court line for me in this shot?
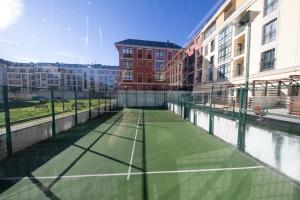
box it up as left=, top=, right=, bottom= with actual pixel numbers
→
left=127, top=109, right=142, bottom=180
left=0, top=166, right=264, bottom=181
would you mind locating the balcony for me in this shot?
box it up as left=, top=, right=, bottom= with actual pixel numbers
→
left=235, top=24, right=246, bottom=36
left=235, top=48, right=245, bottom=57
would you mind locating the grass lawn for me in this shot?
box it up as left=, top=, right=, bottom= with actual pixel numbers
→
left=0, top=99, right=109, bottom=126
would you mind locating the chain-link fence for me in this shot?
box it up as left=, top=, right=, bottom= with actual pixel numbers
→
left=0, top=86, right=118, bottom=157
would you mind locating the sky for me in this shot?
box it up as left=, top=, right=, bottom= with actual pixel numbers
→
left=0, top=0, right=219, bottom=66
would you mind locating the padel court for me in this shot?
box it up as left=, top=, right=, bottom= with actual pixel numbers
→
left=0, top=109, right=299, bottom=199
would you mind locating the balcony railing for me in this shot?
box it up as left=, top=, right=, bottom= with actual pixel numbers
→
left=235, top=25, right=246, bottom=36
left=235, top=48, right=245, bottom=57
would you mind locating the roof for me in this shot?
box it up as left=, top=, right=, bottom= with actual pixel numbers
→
left=115, top=39, right=182, bottom=49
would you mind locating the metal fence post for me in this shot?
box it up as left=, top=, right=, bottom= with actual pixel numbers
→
left=209, top=89, right=214, bottom=135
left=109, top=92, right=112, bottom=111
left=125, top=89, right=128, bottom=108
left=163, top=90, right=166, bottom=108
left=104, top=92, right=107, bottom=111
left=88, top=91, right=91, bottom=119
left=3, top=86, right=12, bottom=156
left=62, top=88, right=65, bottom=111
left=154, top=88, right=157, bottom=108
left=74, top=89, right=78, bottom=126
left=50, top=88, right=56, bottom=137
left=237, top=88, right=246, bottom=151
left=97, top=93, right=100, bottom=112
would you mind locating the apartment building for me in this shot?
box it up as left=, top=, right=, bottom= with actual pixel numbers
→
left=162, top=33, right=203, bottom=91
left=115, top=39, right=181, bottom=90
left=0, top=59, right=119, bottom=92
left=197, top=0, right=300, bottom=89
left=163, top=50, right=185, bottom=90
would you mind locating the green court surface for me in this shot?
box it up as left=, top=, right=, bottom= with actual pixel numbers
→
left=0, top=109, right=299, bottom=200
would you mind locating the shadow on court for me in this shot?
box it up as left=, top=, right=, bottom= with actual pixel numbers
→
left=0, top=111, right=123, bottom=199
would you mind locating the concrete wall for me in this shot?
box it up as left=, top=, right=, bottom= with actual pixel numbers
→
left=168, top=101, right=300, bottom=183
left=117, top=90, right=166, bottom=108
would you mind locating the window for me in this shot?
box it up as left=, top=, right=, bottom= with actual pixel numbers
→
left=137, top=61, right=143, bottom=68
left=261, top=49, right=275, bottom=71
left=218, top=26, right=232, bottom=63
left=204, top=46, right=208, bottom=56
left=263, top=19, right=277, bottom=44
left=146, top=49, right=152, bottom=59
left=264, top=0, right=278, bottom=16
left=124, top=72, right=133, bottom=80
left=209, top=56, right=214, bottom=65
left=218, top=64, right=230, bottom=81
left=167, top=52, right=173, bottom=60
left=122, top=48, right=132, bottom=58
left=204, top=22, right=216, bottom=39
left=210, top=40, right=215, bottom=52
left=122, top=60, right=132, bottom=69
left=156, top=72, right=163, bottom=80
left=208, top=68, right=213, bottom=81
left=155, top=61, right=164, bottom=70
left=137, top=73, right=143, bottom=82
left=138, top=49, right=143, bottom=58
left=147, top=61, right=152, bottom=68
left=147, top=74, right=152, bottom=83
left=156, top=50, right=164, bottom=59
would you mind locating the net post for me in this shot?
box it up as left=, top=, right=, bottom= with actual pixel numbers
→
left=74, top=88, right=78, bottom=126
left=50, top=87, right=56, bottom=138
left=3, top=86, right=12, bottom=156
left=88, top=91, right=91, bottom=119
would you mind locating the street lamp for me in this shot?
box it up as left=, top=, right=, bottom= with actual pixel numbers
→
left=237, top=10, right=258, bottom=151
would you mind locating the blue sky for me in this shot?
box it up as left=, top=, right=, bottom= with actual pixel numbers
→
left=0, top=0, right=219, bottom=65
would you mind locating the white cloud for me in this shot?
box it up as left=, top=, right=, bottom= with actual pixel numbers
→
left=67, top=26, right=71, bottom=31
left=0, top=0, right=24, bottom=31
left=0, top=38, right=19, bottom=45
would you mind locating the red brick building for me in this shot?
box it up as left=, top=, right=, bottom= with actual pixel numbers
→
left=162, top=34, right=203, bottom=91
left=163, top=49, right=186, bottom=90
left=115, top=39, right=181, bottom=90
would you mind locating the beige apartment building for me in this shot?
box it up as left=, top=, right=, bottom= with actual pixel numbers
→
left=196, top=0, right=300, bottom=89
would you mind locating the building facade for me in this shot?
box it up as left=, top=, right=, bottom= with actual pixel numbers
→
left=0, top=59, right=119, bottom=92
left=162, top=33, right=203, bottom=91
left=197, top=0, right=300, bottom=89
left=163, top=50, right=185, bottom=90
left=115, top=39, right=181, bottom=90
